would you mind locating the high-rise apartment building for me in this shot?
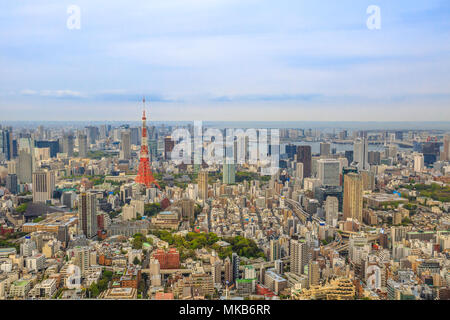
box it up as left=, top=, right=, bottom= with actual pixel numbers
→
left=343, top=173, right=363, bottom=222
left=325, top=196, right=339, bottom=227
left=414, top=153, right=424, bottom=173
left=198, top=171, right=208, bottom=201
left=290, top=237, right=309, bottom=275
left=78, top=192, right=97, bottom=238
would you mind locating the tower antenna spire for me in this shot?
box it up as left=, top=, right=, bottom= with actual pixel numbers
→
left=135, top=96, right=159, bottom=189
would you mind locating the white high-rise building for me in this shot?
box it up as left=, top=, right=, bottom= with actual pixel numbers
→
left=413, top=153, right=424, bottom=173
left=325, top=196, right=339, bottom=227
left=290, top=238, right=309, bottom=276
left=353, top=138, right=369, bottom=171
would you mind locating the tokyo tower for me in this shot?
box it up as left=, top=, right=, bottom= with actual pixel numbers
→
left=135, top=97, right=160, bottom=189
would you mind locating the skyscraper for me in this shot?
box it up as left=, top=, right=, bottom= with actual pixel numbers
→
left=443, top=135, right=450, bottom=161
left=6, top=174, right=18, bottom=195
left=32, top=170, right=55, bottom=203
left=232, top=253, right=240, bottom=284
left=320, top=142, right=331, bottom=157
left=343, top=173, right=363, bottom=222
left=325, top=196, right=339, bottom=227
left=120, top=130, right=131, bottom=160
left=62, top=134, right=74, bottom=157
left=78, top=133, right=88, bottom=158
left=78, top=192, right=97, bottom=238
left=296, top=145, right=312, bottom=178
left=164, top=136, right=175, bottom=160
left=353, top=138, right=369, bottom=171
left=198, top=171, right=208, bottom=201
left=290, top=237, right=309, bottom=276
left=0, top=129, right=11, bottom=161
left=223, top=162, right=236, bottom=185
left=18, top=150, right=33, bottom=184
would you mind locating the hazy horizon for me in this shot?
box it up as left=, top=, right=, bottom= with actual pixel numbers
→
left=1, top=1, right=449, bottom=121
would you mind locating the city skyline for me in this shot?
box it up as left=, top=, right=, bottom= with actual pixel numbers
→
left=1, top=0, right=449, bottom=121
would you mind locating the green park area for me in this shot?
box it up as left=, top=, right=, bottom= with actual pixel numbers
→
left=402, top=183, right=450, bottom=203
left=149, top=230, right=265, bottom=261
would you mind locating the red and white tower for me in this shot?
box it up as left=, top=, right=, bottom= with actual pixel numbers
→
left=135, top=97, right=160, bottom=189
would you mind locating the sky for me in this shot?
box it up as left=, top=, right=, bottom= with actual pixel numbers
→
left=0, top=0, right=449, bottom=121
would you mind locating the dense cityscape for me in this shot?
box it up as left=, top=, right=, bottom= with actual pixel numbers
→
left=0, top=109, right=449, bottom=301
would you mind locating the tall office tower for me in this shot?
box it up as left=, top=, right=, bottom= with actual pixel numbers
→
left=413, top=153, right=424, bottom=172
left=343, top=173, right=363, bottom=222
left=308, top=261, right=320, bottom=287
left=135, top=99, right=159, bottom=189
left=353, top=138, right=369, bottom=171
left=32, top=170, right=55, bottom=203
left=325, top=196, right=339, bottom=227
left=99, top=125, right=108, bottom=140
left=78, top=192, right=97, bottom=238
left=148, top=138, right=158, bottom=161
left=286, top=144, right=297, bottom=160
left=120, top=130, right=131, bottom=160
left=422, top=141, right=440, bottom=166
left=223, top=162, right=236, bottom=185
left=6, top=174, right=18, bottom=195
left=317, top=159, right=340, bottom=187
left=130, top=127, right=140, bottom=146
left=231, top=253, right=240, bottom=284
left=62, top=134, right=74, bottom=157
left=85, top=126, right=99, bottom=145
left=296, top=145, right=312, bottom=178
left=320, top=142, right=331, bottom=157
left=444, top=135, right=450, bottom=161
left=78, top=133, right=88, bottom=158
left=368, top=151, right=381, bottom=165
left=0, top=129, right=11, bottom=161
left=198, top=171, right=208, bottom=201
left=290, top=238, right=309, bottom=276
left=18, top=150, right=33, bottom=183
left=269, top=239, right=281, bottom=261
left=164, top=136, right=175, bottom=160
